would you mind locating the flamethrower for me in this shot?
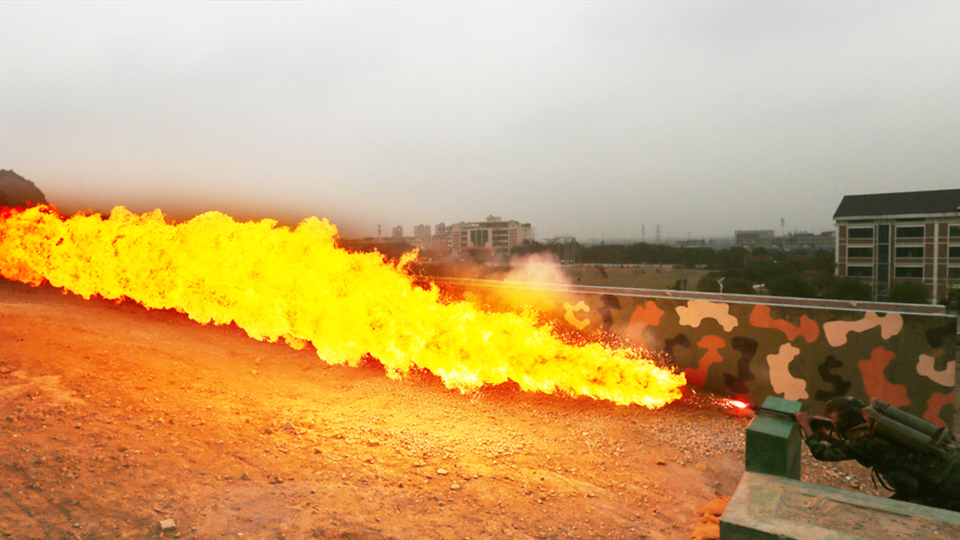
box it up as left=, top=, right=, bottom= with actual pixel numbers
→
left=757, top=407, right=835, bottom=439
left=726, top=399, right=834, bottom=438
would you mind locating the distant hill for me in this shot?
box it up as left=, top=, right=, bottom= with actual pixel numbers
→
left=0, top=169, right=47, bottom=208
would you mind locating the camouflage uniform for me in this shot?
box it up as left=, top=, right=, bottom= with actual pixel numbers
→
left=805, top=425, right=960, bottom=512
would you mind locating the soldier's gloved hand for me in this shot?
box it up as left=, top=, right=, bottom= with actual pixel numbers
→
left=794, top=412, right=815, bottom=438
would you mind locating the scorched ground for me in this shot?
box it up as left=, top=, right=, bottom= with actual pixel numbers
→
left=2, top=277, right=753, bottom=539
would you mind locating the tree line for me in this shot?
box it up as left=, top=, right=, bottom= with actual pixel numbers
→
left=514, top=240, right=931, bottom=304
left=346, top=237, right=935, bottom=305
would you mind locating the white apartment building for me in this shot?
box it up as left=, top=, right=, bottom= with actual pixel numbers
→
left=834, top=188, right=960, bottom=302
left=449, top=216, right=534, bottom=258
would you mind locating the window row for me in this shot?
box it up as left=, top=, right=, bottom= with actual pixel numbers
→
left=847, top=224, right=960, bottom=240
left=847, top=267, right=960, bottom=278
left=846, top=266, right=928, bottom=278
left=847, top=246, right=960, bottom=258
left=847, top=225, right=925, bottom=239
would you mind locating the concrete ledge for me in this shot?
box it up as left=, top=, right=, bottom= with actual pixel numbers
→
left=720, top=471, right=960, bottom=539
left=436, top=277, right=948, bottom=314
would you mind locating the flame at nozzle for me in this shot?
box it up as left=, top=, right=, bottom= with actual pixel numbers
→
left=727, top=399, right=750, bottom=409
left=0, top=204, right=686, bottom=408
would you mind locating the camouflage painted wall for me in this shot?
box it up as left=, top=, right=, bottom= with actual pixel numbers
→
left=436, top=279, right=957, bottom=426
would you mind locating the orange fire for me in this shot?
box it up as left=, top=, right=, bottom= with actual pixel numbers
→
left=0, top=204, right=685, bottom=407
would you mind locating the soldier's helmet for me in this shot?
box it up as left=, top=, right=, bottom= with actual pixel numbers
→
left=825, top=396, right=867, bottom=432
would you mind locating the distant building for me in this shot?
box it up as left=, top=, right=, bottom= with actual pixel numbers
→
left=413, top=224, right=432, bottom=248
left=450, top=216, right=533, bottom=258
left=735, top=229, right=834, bottom=250
left=391, top=225, right=403, bottom=241
left=735, top=230, right=775, bottom=246
left=834, top=188, right=960, bottom=302
left=431, top=223, right=451, bottom=253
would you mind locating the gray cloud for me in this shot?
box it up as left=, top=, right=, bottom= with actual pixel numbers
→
left=1, top=2, right=958, bottom=240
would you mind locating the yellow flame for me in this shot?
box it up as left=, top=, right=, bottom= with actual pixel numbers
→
left=0, top=205, right=684, bottom=407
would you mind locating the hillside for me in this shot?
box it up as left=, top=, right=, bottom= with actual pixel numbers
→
left=0, top=169, right=47, bottom=208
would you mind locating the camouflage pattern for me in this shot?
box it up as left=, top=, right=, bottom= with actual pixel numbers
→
left=436, top=279, right=957, bottom=426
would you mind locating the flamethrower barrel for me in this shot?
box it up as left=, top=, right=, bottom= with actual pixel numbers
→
left=753, top=407, right=796, bottom=420
left=753, top=406, right=834, bottom=432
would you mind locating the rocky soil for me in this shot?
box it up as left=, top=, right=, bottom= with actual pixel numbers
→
left=0, top=278, right=882, bottom=539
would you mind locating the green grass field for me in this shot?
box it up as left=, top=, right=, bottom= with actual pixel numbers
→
left=564, top=264, right=710, bottom=290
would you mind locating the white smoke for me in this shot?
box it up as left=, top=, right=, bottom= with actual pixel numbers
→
left=503, top=252, right=572, bottom=286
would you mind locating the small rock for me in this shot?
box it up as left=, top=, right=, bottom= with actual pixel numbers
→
left=654, top=458, right=666, bottom=465
left=264, top=428, right=273, bottom=435
left=241, top=472, right=250, bottom=481
left=436, top=468, right=449, bottom=476
left=450, top=483, right=461, bottom=491
left=158, top=518, right=177, bottom=532
left=413, top=461, right=426, bottom=468
left=283, top=422, right=295, bottom=431
left=365, top=439, right=381, bottom=447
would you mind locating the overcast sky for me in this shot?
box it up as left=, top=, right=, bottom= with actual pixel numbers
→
left=2, top=2, right=958, bottom=241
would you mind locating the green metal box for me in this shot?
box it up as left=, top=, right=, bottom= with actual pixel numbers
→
left=745, top=396, right=803, bottom=479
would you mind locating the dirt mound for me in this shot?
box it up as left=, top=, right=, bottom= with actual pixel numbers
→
left=0, top=169, right=47, bottom=208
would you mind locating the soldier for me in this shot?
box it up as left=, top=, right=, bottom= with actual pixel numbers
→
left=796, top=396, right=960, bottom=512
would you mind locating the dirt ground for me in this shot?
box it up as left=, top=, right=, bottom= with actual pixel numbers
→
left=0, top=277, right=881, bottom=540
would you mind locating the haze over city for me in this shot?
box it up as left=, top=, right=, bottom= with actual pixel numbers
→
left=2, top=2, right=958, bottom=241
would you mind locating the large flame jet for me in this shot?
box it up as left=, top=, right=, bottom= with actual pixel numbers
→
left=0, top=205, right=685, bottom=408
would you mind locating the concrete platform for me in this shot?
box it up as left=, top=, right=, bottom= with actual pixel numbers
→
left=720, top=471, right=960, bottom=539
